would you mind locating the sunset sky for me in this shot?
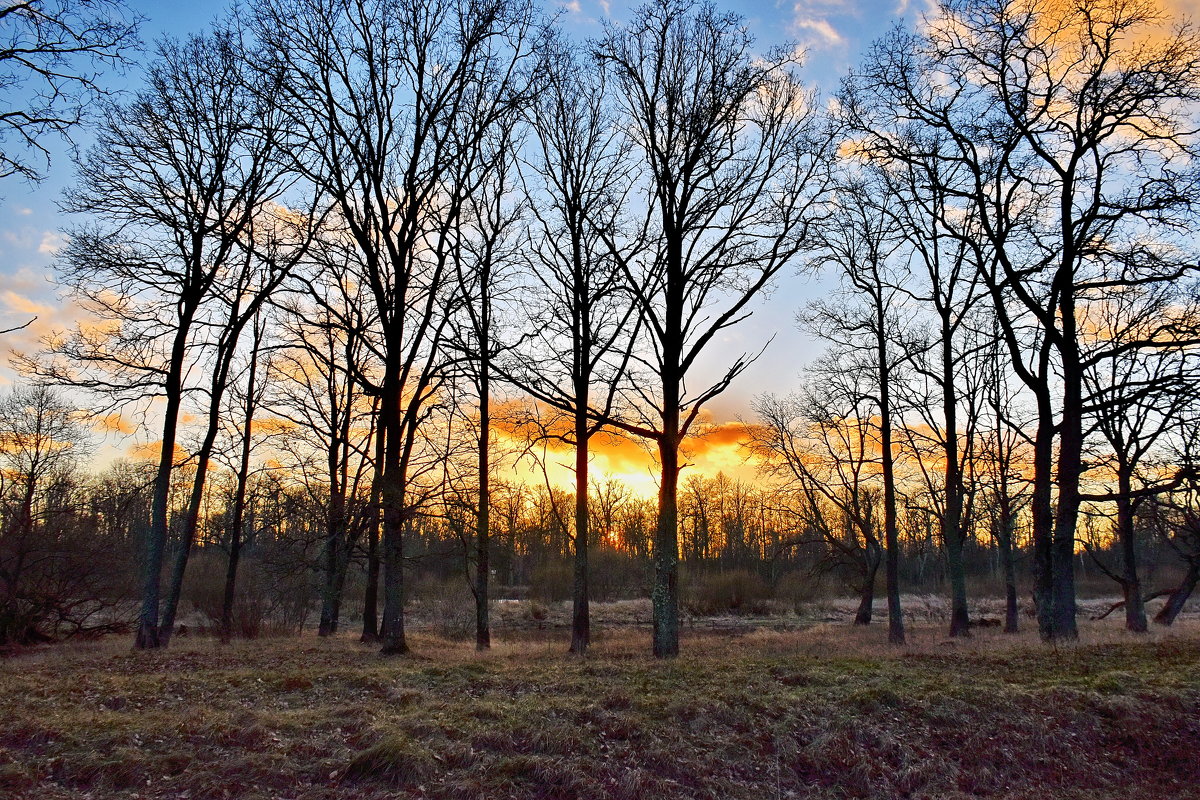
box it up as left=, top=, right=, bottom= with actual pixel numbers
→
left=2, top=0, right=1198, bottom=485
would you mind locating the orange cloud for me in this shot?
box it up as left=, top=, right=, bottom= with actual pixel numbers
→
left=127, top=440, right=189, bottom=464
left=98, top=413, right=135, bottom=435
left=494, top=402, right=763, bottom=498
left=1, top=290, right=52, bottom=317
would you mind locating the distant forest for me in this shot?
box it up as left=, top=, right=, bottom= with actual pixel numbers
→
left=3, top=0, right=1200, bottom=656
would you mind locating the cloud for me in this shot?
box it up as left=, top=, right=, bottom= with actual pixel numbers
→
left=98, top=413, right=135, bottom=435
left=492, top=400, right=765, bottom=499
left=3, top=228, right=34, bottom=250
left=561, top=0, right=582, bottom=13
left=127, top=439, right=189, bottom=463
left=789, top=0, right=857, bottom=51
left=5, top=267, right=46, bottom=292
left=1, top=290, right=52, bottom=316
left=792, top=16, right=846, bottom=48
left=1, top=290, right=100, bottom=379
left=37, top=231, right=64, bottom=255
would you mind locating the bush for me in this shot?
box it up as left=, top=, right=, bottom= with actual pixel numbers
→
left=590, top=549, right=649, bottom=601
left=409, top=575, right=476, bottom=641
left=0, top=518, right=135, bottom=646
left=183, top=549, right=316, bottom=638
left=682, top=569, right=771, bottom=616
left=773, top=569, right=830, bottom=613
left=528, top=550, right=649, bottom=603
left=530, top=559, right=573, bottom=602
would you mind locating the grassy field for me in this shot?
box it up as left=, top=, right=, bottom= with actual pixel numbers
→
left=1, top=621, right=1199, bottom=800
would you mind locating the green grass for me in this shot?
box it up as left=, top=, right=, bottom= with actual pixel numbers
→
left=1, top=623, right=1198, bottom=799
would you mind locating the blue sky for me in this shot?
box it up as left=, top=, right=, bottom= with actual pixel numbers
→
left=0, top=0, right=930, bottom=419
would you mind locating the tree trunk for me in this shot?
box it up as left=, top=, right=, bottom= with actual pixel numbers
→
left=362, top=524, right=380, bottom=642
left=997, top=510, right=1019, bottom=634
left=1049, top=292, right=1082, bottom=640
left=878, top=324, right=904, bottom=645
left=362, top=418, right=385, bottom=643
left=942, top=328, right=969, bottom=637
left=318, top=531, right=341, bottom=637
left=158, top=444, right=214, bottom=646
left=1153, top=561, right=1198, bottom=626
left=1114, top=474, right=1147, bottom=632
left=136, top=320, right=193, bottom=650
left=220, top=520, right=243, bottom=641
left=1031, top=408, right=1056, bottom=641
left=854, top=562, right=877, bottom=626
left=318, top=459, right=347, bottom=637
left=379, top=503, right=407, bottom=655
left=379, top=369, right=408, bottom=656
left=569, top=400, right=590, bottom=655
left=162, top=300, right=259, bottom=645
left=653, top=428, right=681, bottom=658
left=221, top=331, right=261, bottom=642
left=474, top=351, right=491, bottom=651
left=219, top=444, right=253, bottom=641
left=319, top=397, right=351, bottom=637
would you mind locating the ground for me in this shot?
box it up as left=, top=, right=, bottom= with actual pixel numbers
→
left=1, top=611, right=1198, bottom=799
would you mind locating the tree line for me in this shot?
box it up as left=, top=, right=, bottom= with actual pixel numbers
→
left=3, top=0, right=1200, bottom=656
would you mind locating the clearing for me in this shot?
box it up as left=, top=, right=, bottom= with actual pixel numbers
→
left=1, top=620, right=1198, bottom=799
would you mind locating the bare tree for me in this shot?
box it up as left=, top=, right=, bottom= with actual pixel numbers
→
left=502, top=35, right=637, bottom=655
left=594, top=0, right=830, bottom=657
left=977, top=318, right=1034, bottom=633
left=753, top=365, right=885, bottom=627
left=0, top=385, right=105, bottom=644
left=1080, top=288, right=1200, bottom=631
left=843, top=0, right=1200, bottom=640
left=270, top=263, right=378, bottom=639
left=218, top=311, right=271, bottom=642
left=446, top=118, right=526, bottom=651
left=25, top=26, right=296, bottom=649
left=805, top=173, right=915, bottom=644
left=1147, top=415, right=1200, bottom=625
left=157, top=207, right=311, bottom=646
left=0, top=0, right=140, bottom=185
left=872, top=150, right=989, bottom=638
left=253, top=0, right=539, bottom=655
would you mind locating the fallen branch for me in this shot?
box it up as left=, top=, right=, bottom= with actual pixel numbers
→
left=1092, top=589, right=1175, bottom=621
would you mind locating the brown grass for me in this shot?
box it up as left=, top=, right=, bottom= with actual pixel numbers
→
left=0, top=620, right=1198, bottom=799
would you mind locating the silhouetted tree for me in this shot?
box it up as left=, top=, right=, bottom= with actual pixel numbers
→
left=504, top=35, right=637, bottom=655
left=0, top=0, right=140, bottom=184
left=595, top=0, right=830, bottom=657
left=253, top=0, right=539, bottom=654
left=843, top=0, right=1200, bottom=640
left=28, top=26, right=295, bottom=649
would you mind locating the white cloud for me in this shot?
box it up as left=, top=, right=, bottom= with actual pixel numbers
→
left=38, top=231, right=63, bottom=255
left=790, top=1, right=851, bottom=51
left=3, top=229, right=32, bottom=249
left=793, top=16, right=845, bottom=48
left=562, top=0, right=582, bottom=12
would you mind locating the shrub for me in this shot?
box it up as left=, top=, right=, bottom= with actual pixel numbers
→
left=530, top=559, right=573, bottom=602
left=590, top=549, right=650, bottom=601
left=183, top=549, right=316, bottom=638
left=409, top=575, right=476, bottom=641
left=773, top=569, right=830, bottom=613
left=682, top=569, right=771, bottom=616
left=0, top=513, right=136, bottom=646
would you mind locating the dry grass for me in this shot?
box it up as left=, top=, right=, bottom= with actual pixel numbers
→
left=1, top=619, right=1198, bottom=799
